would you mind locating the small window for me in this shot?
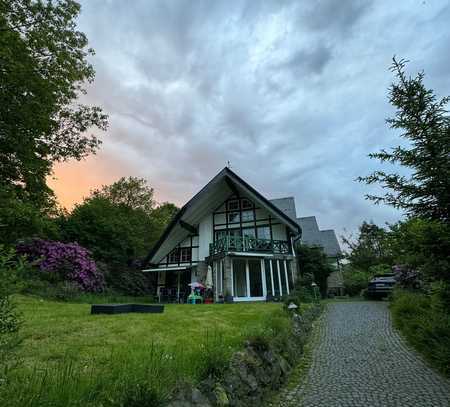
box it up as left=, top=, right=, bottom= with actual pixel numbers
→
left=241, top=198, right=253, bottom=209
left=241, top=210, right=254, bottom=222
left=228, top=212, right=240, bottom=223
left=227, top=200, right=239, bottom=211
left=180, top=247, right=191, bottom=262
left=168, top=248, right=179, bottom=263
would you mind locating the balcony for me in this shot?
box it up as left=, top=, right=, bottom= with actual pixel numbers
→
left=209, top=235, right=291, bottom=256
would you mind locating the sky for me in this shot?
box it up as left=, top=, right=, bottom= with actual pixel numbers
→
left=48, top=0, right=450, bottom=243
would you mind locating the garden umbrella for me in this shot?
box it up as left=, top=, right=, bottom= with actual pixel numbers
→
left=188, top=282, right=205, bottom=289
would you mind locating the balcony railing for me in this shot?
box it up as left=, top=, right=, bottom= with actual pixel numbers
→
left=209, top=235, right=291, bottom=256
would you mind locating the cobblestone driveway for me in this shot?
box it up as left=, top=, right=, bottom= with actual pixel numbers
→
left=279, top=302, right=450, bottom=407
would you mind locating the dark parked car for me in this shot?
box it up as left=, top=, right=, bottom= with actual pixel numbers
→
left=367, top=274, right=396, bottom=299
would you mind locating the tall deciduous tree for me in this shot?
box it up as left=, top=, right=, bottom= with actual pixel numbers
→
left=0, top=0, right=108, bottom=207
left=91, top=177, right=155, bottom=215
left=358, top=58, right=450, bottom=222
left=342, top=221, right=392, bottom=272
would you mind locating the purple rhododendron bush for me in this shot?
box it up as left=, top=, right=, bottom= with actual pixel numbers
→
left=17, top=239, right=104, bottom=292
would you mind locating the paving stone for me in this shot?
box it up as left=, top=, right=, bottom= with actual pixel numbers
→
left=276, top=302, right=450, bottom=407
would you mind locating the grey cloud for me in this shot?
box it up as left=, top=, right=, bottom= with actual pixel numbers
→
left=279, top=44, right=332, bottom=76
left=72, top=0, right=450, bottom=243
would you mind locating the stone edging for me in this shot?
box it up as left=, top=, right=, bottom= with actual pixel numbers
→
left=167, top=304, right=323, bottom=407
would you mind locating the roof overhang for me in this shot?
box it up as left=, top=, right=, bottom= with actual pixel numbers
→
left=144, top=167, right=301, bottom=266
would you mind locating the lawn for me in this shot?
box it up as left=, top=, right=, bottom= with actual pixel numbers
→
left=1, top=295, right=284, bottom=406
left=16, top=295, right=282, bottom=367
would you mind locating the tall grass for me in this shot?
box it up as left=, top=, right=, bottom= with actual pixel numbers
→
left=390, top=289, right=450, bottom=377
left=0, top=332, right=234, bottom=407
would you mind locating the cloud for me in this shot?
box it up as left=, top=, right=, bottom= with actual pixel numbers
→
left=52, top=0, right=450, bottom=246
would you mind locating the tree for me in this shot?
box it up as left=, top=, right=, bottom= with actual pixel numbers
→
left=342, top=221, right=392, bottom=272
left=295, top=244, right=334, bottom=297
left=388, top=218, right=450, bottom=285
left=61, top=197, right=154, bottom=266
left=0, top=0, right=108, bottom=208
left=151, top=202, right=179, bottom=231
left=358, top=58, right=450, bottom=222
left=92, top=177, right=155, bottom=215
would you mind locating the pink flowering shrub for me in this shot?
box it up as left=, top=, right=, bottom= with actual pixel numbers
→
left=16, top=239, right=104, bottom=292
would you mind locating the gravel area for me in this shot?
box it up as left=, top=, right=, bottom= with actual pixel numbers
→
left=278, top=301, right=450, bottom=407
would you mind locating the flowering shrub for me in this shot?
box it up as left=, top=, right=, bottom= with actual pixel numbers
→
left=17, top=239, right=104, bottom=292
left=392, top=264, right=421, bottom=289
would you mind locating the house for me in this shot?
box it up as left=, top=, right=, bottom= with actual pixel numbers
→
left=297, top=216, right=344, bottom=296
left=143, top=167, right=341, bottom=301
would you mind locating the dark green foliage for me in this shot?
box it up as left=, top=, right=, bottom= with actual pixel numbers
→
left=0, top=0, right=108, bottom=209
left=91, top=176, right=155, bottom=215
left=389, top=218, right=450, bottom=285
left=342, top=221, right=392, bottom=272
left=103, top=264, right=155, bottom=296
left=294, top=244, right=334, bottom=297
left=342, top=266, right=370, bottom=297
left=390, top=289, right=450, bottom=377
left=58, top=177, right=177, bottom=295
left=0, top=186, right=60, bottom=246
left=0, top=246, right=29, bottom=380
left=61, top=196, right=155, bottom=265
left=358, top=58, right=450, bottom=222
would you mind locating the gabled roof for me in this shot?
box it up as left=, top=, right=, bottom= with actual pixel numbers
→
left=297, top=216, right=341, bottom=257
left=269, top=197, right=297, bottom=222
left=144, top=167, right=301, bottom=266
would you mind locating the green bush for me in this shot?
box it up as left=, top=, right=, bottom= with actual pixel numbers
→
left=343, top=268, right=370, bottom=297
left=390, top=289, right=450, bottom=377
left=0, top=246, right=29, bottom=382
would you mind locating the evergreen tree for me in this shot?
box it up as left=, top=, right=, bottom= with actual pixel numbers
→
left=358, top=58, right=450, bottom=222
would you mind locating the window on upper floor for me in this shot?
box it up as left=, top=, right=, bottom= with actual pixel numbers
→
left=180, top=247, right=191, bottom=262
left=168, top=248, right=179, bottom=263
left=228, top=211, right=240, bottom=223
left=257, top=226, right=271, bottom=240
left=241, top=198, right=253, bottom=209
left=227, top=200, right=239, bottom=211
left=241, top=210, right=254, bottom=222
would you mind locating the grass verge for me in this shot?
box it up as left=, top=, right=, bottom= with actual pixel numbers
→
left=390, top=289, right=450, bottom=377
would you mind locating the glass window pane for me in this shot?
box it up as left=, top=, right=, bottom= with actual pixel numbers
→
left=241, top=198, right=253, bottom=209
left=233, top=259, right=247, bottom=297
left=215, top=230, right=226, bottom=241
left=241, top=210, right=254, bottom=221
left=227, top=200, right=239, bottom=211
left=242, top=228, right=256, bottom=238
left=280, top=261, right=288, bottom=294
left=257, top=226, right=271, bottom=240
left=273, top=260, right=280, bottom=296
left=287, top=261, right=295, bottom=290
left=228, top=212, right=239, bottom=223
left=264, top=259, right=273, bottom=295
left=249, top=260, right=263, bottom=297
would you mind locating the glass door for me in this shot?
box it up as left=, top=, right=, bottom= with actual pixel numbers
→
left=232, top=258, right=266, bottom=300
left=232, top=259, right=247, bottom=297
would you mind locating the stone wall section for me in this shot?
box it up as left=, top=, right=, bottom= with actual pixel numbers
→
left=167, top=304, right=322, bottom=407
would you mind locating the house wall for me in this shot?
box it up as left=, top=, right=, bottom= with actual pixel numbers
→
left=198, top=214, right=213, bottom=260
